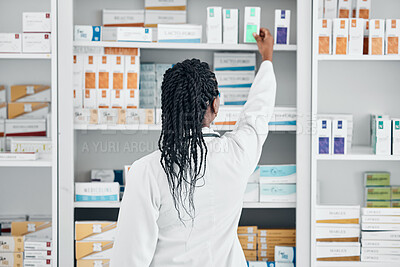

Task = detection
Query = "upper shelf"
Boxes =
[316,146,400,161]
[318,55,400,61]
[73,41,297,52]
[0,53,52,59]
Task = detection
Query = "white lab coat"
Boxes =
[111,60,276,267]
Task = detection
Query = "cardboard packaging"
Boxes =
[206,7,222,44]
[84,89,97,109]
[362,207,400,216]
[332,119,347,154]
[362,215,400,224]
[260,184,296,202]
[244,183,259,202]
[73,109,98,125]
[102,27,152,42]
[157,24,202,43]
[124,56,140,90]
[237,226,258,235]
[365,187,391,201]
[366,201,391,208]
[11,222,52,240]
[324,0,338,19]
[144,0,186,10]
[7,102,49,119]
[223,9,239,44]
[0,33,22,53]
[275,10,291,45]
[125,108,154,124]
[73,54,84,90]
[369,20,385,55]
[97,89,111,109]
[364,172,390,187]
[0,103,6,119]
[10,137,51,153]
[355,0,371,19]
[145,10,186,27]
[361,254,400,262]
[275,246,295,263]
[362,223,400,231]
[75,182,120,202]
[244,7,261,43]
[349,19,364,55]
[77,259,110,267]
[0,85,5,102]
[317,119,331,154]
[0,236,24,252]
[75,221,117,241]
[393,119,400,155]
[362,240,400,248]
[316,205,360,224]
[316,223,360,241]
[255,165,297,184]
[98,108,119,125]
[23,259,52,266]
[125,89,139,109]
[102,10,145,27]
[258,229,296,238]
[338,0,352,18]
[386,19,400,55]
[373,118,391,155]
[363,20,369,54]
[104,47,139,56]
[75,241,114,260]
[318,19,332,55]
[5,119,46,137]
[22,12,51,33]
[22,33,51,53]
[333,19,349,55]
[213,53,256,71]
[10,85,50,102]
[97,55,111,90]
[214,71,255,88]
[219,89,249,106]
[110,89,125,109]
[74,26,102,41]
[362,230,400,240]
[73,89,83,109]
[316,242,360,261]
[0,252,23,266]
[84,55,99,89]
[110,55,125,90]
[24,240,52,251]
[24,250,52,260]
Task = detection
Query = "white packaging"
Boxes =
[24,250,52,260]
[157,24,202,43]
[214,52,256,71]
[259,184,296,202]
[275,246,296,263]
[316,205,360,223]
[110,89,125,109]
[369,19,385,55]
[361,230,400,240]
[223,9,239,44]
[84,55,99,89]
[74,25,102,42]
[349,19,364,55]
[125,108,155,125]
[324,0,338,19]
[316,242,360,258]
[83,89,97,109]
[393,119,400,155]
[22,12,51,33]
[318,0,324,18]
[10,85,51,103]
[124,56,140,90]
[361,254,400,262]
[73,54,84,90]
[275,10,290,45]
[5,119,46,137]
[362,207,400,216]
[7,102,49,120]
[356,0,371,19]
[362,240,400,248]
[338,0,352,18]
[244,183,259,202]
[244,7,261,43]
[362,223,400,231]
[23,259,52,266]
[315,223,360,239]
[125,89,139,109]
[102,27,152,42]
[206,7,222,44]
[110,55,125,90]
[317,119,332,154]
[386,19,400,55]
[75,182,120,202]
[213,106,241,127]
[373,118,391,155]
[0,33,22,53]
[102,10,145,27]
[362,215,400,224]
[97,89,111,109]
[144,0,186,9]
[145,10,187,27]
[73,108,98,125]
[75,241,114,260]
[257,165,297,184]
[318,19,332,55]
[333,19,349,55]
[214,71,255,88]
[73,89,83,108]
[98,108,119,125]
[98,55,111,90]
[219,88,249,106]
[332,119,347,154]
[10,137,51,153]
[0,152,38,160]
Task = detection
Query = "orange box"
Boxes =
[10,85,50,102]
[11,222,51,240]
[258,229,296,238]
[238,226,258,235]
[369,20,384,55]
[7,102,49,119]
[333,19,349,55]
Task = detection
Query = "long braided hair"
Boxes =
[159,59,219,221]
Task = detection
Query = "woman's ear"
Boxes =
[212,96,220,116]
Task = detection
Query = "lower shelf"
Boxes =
[316,262,400,267]
[74,202,296,209]
[316,146,400,161]
[0,154,52,167]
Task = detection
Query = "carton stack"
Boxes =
[361,208,400,262]
[22,12,52,54]
[315,205,361,261]
[140,63,156,108]
[364,172,394,208]
[238,226,258,262]
[0,236,24,267]
[257,229,296,262]
[75,221,116,266]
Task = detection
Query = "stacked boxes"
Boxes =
[140,63,156,108]
[91,169,125,200]
[144,0,187,33]
[370,114,398,155]
[315,205,361,261]
[361,208,400,262]
[0,236,24,267]
[75,183,120,202]
[238,226,258,261]
[258,229,296,262]
[364,172,400,208]
[75,221,116,266]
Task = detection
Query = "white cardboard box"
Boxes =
[333,19,349,55]
[75,182,119,202]
[157,24,202,43]
[98,108,119,125]
[73,108,98,125]
[102,9,145,27]
[349,19,364,55]
[223,9,239,44]
[393,118,400,155]
[102,27,152,42]
[74,25,102,42]
[214,71,255,88]
[83,89,97,109]
[369,19,385,55]
[332,119,347,154]
[125,89,139,109]
[316,242,360,258]
[73,54,84,90]
[22,33,51,53]
[316,223,360,239]
[275,10,291,45]
[355,0,371,19]
[318,19,332,55]
[338,0,352,18]
[213,52,256,71]
[23,259,52,266]
[124,56,140,90]
[258,165,297,184]
[75,221,116,241]
[10,85,51,102]
[24,250,52,260]
[317,118,332,154]
[386,19,400,55]
[97,89,111,109]
[324,0,338,19]
[316,205,360,223]
[373,118,391,155]
[10,137,51,153]
[84,55,99,89]
[259,184,296,202]
[145,10,186,26]
[98,55,111,90]
[0,33,22,53]
[244,7,261,43]
[73,89,83,108]
[206,7,222,44]
[5,119,46,137]
[144,0,186,9]
[22,12,51,33]
[109,55,125,90]
[110,89,125,109]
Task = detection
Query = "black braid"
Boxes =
[158,59,219,222]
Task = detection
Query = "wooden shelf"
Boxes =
[316,146,400,161]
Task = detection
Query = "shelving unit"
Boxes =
[316,146,400,161]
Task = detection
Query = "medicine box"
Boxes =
[260,184,296,202]
[73,109,98,125]
[0,236,24,252]
[5,119,46,137]
[98,55,111,89]
[77,259,111,267]
[24,240,52,251]
[355,0,371,19]
[102,10,145,27]
[316,242,360,261]
[75,221,117,241]
[22,33,51,53]
[157,24,202,43]
[11,221,52,240]
[125,56,140,90]
[102,27,152,42]
[324,0,338,19]
[316,205,360,224]
[0,252,23,266]
[392,201,400,208]
[97,108,120,125]
[207,7,222,44]
[317,119,331,154]
[125,108,154,124]
[214,53,256,71]
[348,19,364,55]
[212,106,241,126]
[223,9,239,44]
[318,19,332,55]
[75,182,120,202]
[369,20,385,55]
[75,241,114,260]
[10,85,51,102]
[237,226,258,235]
[365,187,391,201]
[97,89,111,108]
[145,10,187,27]
[244,183,259,202]
[125,89,139,109]
[373,118,391,155]
[24,250,52,260]
[219,88,249,106]
[275,246,295,263]
[386,20,400,55]
[275,10,291,45]
[74,26,102,41]
[144,0,186,10]
[333,19,349,55]
[332,119,347,154]
[24,259,52,266]
[10,137,52,153]
[7,102,49,119]
[110,55,125,90]
[315,224,360,240]
[0,33,22,53]
[110,89,125,109]
[364,172,390,187]
[363,20,369,55]
[84,55,99,89]
[338,0,351,18]
[391,186,400,201]
[83,89,97,109]
[257,165,297,184]
[393,119,400,155]
[73,54,84,90]
[22,12,51,33]
[365,201,391,208]
[214,71,255,88]
[244,7,261,43]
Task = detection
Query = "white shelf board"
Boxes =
[0,53,51,59]
[316,146,400,161]
[74,201,296,209]
[0,154,52,167]
[73,41,297,52]
[318,55,400,61]
[316,262,400,267]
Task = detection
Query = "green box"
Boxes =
[364,172,391,187]
[366,201,391,208]
[365,187,391,201]
[392,186,400,201]
[391,201,400,208]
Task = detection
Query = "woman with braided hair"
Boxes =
[112,28,276,267]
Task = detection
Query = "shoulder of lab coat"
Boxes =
[222,60,276,179]
[111,152,161,267]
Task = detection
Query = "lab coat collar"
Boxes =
[202,127,220,137]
